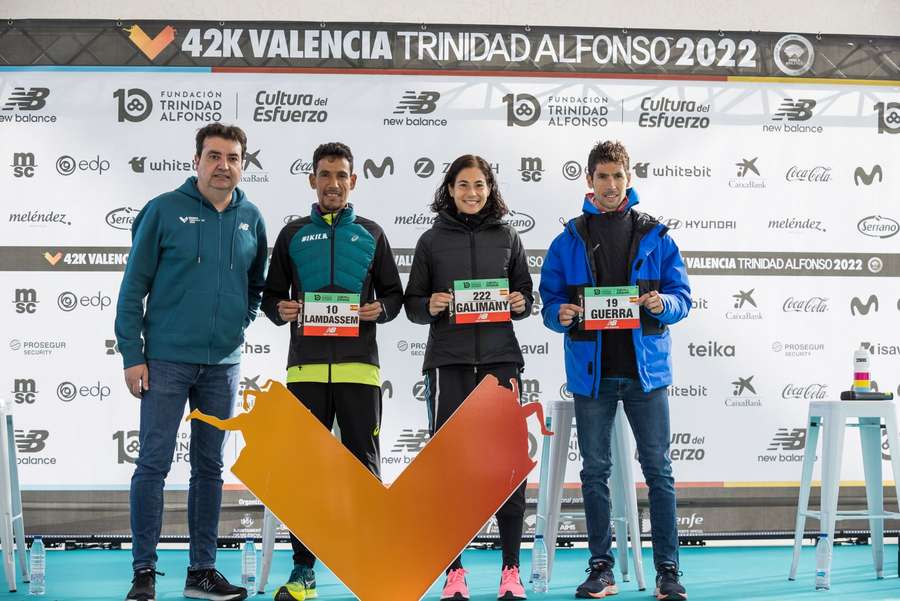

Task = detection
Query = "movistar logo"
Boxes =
[301,233,328,243]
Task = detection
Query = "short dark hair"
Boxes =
[312,142,354,174]
[587,140,630,177]
[430,154,508,220]
[195,123,247,159]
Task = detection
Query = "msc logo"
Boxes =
[874,102,900,135]
[518,157,544,182]
[2,87,50,111]
[364,157,395,179]
[391,429,431,454]
[113,430,140,464]
[393,91,440,114]
[772,99,815,121]
[521,379,541,403]
[11,152,36,178]
[15,430,49,454]
[12,379,37,404]
[114,88,153,122]
[13,288,38,314]
[413,157,435,178]
[854,165,883,186]
[851,295,878,316]
[767,427,806,451]
[503,93,540,127]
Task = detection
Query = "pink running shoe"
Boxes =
[440,568,469,601]
[498,565,527,600]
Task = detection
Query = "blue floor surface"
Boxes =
[1,544,900,600]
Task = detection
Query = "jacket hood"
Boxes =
[580,187,639,216]
[176,176,246,211]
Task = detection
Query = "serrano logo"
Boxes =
[124,24,177,60]
[857,215,899,239]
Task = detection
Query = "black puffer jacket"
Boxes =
[404,210,534,371]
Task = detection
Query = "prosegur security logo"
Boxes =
[773,34,815,76]
[124,24,177,60]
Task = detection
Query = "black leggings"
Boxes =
[424,363,527,569]
[286,381,382,567]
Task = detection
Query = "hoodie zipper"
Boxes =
[468,229,481,364]
[208,211,224,365]
[328,211,339,377]
[570,220,602,399]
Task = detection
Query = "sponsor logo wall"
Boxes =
[1,25,899,539]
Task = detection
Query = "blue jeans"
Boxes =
[574,378,678,569]
[130,360,238,571]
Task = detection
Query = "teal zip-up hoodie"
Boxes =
[115,177,268,368]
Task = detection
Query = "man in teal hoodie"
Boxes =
[115,123,267,601]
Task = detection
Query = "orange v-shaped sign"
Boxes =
[189,376,551,600]
[124,25,176,60]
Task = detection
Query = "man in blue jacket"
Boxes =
[540,140,690,601]
[115,123,267,601]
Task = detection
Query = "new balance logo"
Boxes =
[854,165,883,186]
[15,429,49,453]
[2,88,50,111]
[363,157,394,179]
[850,295,878,316]
[772,99,815,121]
[391,429,431,453]
[393,91,440,115]
[767,427,806,451]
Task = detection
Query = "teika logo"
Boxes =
[124,24,177,60]
[688,341,735,357]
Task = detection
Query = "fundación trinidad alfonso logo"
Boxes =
[123,24,177,60]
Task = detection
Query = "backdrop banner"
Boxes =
[2,20,900,541]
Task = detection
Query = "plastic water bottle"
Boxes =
[531,534,548,593]
[29,536,45,595]
[814,534,831,590]
[241,538,257,589]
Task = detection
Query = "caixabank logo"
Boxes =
[728,157,766,189]
[725,375,761,408]
[726,288,762,320]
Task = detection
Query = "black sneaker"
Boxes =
[125,568,163,601]
[183,568,248,601]
[654,564,687,601]
[575,560,618,598]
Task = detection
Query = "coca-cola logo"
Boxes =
[785,165,832,183]
[505,210,535,234]
[289,159,313,175]
[782,383,828,399]
[857,215,899,239]
[782,296,829,313]
[105,207,140,230]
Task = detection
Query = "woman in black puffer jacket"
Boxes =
[404,154,534,601]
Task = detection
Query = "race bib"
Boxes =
[451,278,511,324]
[301,292,360,337]
[581,286,640,330]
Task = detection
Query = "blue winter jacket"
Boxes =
[539,189,691,395]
